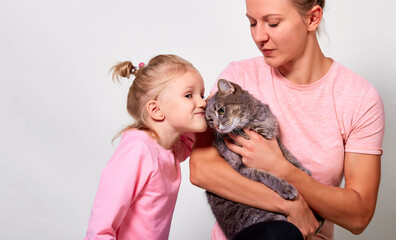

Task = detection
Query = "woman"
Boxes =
[190,0,385,239]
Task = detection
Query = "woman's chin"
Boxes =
[263,56,282,68]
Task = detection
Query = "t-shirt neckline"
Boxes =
[272,59,337,91]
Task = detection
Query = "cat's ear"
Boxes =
[146,100,165,121]
[217,79,235,95]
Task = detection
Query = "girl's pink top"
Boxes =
[84,130,194,240]
[210,57,385,240]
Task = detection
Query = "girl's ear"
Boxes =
[146,100,165,121]
[306,5,323,32]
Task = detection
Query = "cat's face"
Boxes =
[205,97,243,133]
[205,79,245,133]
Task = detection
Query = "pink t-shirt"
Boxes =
[84,130,194,240]
[210,57,385,240]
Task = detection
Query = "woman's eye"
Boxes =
[185,94,192,98]
[269,23,279,28]
[250,22,256,27]
[218,106,226,115]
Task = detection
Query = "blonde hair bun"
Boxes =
[111,61,137,81]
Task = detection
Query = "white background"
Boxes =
[1,0,395,239]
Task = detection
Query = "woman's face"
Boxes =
[246,0,310,67]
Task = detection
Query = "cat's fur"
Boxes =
[205,79,313,239]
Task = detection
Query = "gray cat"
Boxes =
[205,79,315,239]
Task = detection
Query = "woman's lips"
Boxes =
[262,48,275,56]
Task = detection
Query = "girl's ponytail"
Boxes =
[110,61,137,82]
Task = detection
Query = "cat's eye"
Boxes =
[218,106,226,115]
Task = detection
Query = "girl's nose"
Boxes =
[198,97,206,108]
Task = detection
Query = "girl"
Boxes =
[190,0,385,240]
[84,54,207,240]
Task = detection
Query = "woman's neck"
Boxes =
[277,34,333,85]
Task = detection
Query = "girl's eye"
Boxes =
[185,94,192,98]
[269,23,279,28]
[218,106,226,115]
[250,22,256,27]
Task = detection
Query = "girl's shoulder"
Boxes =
[120,129,177,157]
[120,129,152,144]
[117,129,161,157]
[122,128,152,141]
[102,130,163,184]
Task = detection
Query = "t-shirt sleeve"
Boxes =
[345,86,385,155]
[85,138,157,240]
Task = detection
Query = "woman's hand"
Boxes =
[226,128,291,177]
[286,194,319,239]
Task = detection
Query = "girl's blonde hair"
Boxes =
[110,54,197,140]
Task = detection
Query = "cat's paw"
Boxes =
[279,184,298,200]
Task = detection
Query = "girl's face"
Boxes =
[246,0,310,67]
[157,69,207,134]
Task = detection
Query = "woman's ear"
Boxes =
[307,5,323,32]
[146,100,165,121]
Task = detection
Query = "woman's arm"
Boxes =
[284,152,380,235]
[189,129,319,238]
[226,129,380,234]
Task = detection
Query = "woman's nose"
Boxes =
[252,24,269,44]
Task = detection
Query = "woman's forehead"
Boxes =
[246,0,296,16]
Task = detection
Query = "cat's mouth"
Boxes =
[216,127,230,134]
[217,120,240,133]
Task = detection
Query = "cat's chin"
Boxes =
[216,129,232,134]
[215,127,234,134]
[217,121,240,134]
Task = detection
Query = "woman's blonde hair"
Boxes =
[291,0,325,13]
[110,54,197,140]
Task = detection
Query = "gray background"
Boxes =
[1,0,395,239]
